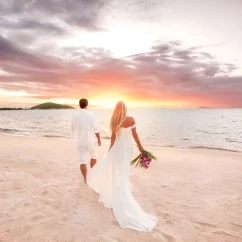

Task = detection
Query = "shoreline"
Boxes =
[0,132,241,154]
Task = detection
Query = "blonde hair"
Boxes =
[110,101,127,132]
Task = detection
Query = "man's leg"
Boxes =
[78,146,88,183]
[80,164,87,183]
[90,143,97,168]
[90,159,96,168]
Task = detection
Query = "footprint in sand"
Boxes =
[24,202,31,207]
[30,214,45,223]
[8,206,17,212]
[42,190,48,195]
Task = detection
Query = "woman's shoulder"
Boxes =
[126,116,135,124]
[120,116,135,128]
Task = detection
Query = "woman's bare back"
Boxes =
[120,116,135,128]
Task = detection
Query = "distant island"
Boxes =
[0,102,75,110]
[30,102,74,110]
[0,107,26,110]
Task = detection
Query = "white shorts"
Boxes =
[77,143,97,164]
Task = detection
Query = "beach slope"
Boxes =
[0,135,241,242]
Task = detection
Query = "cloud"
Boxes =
[0,35,62,70]
[0,0,108,32]
[0,0,110,64]
[0,36,242,107]
[0,17,66,35]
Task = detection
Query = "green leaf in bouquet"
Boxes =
[130,154,140,165]
[131,155,140,164]
[135,160,140,167]
[142,150,157,160]
[133,158,140,166]
[149,153,157,160]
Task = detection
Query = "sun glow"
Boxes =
[90,93,127,109]
[43,94,195,109]
[0,88,197,109]
[0,89,31,97]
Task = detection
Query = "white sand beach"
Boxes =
[0,134,242,242]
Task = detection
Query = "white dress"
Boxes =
[87,124,158,231]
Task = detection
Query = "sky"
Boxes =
[0,0,242,108]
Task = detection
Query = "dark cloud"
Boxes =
[0,0,108,32]
[5,32,38,45]
[0,0,109,61]
[0,17,66,35]
[0,35,62,70]
[30,0,108,30]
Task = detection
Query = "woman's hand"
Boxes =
[138,145,144,152]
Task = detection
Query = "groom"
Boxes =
[71,98,101,182]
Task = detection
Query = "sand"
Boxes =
[0,134,242,242]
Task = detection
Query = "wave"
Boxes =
[43,135,67,138]
[148,144,242,153]
[225,138,242,143]
[0,128,19,133]
[197,130,228,135]
[163,145,176,148]
[102,136,110,140]
[188,146,241,153]
[0,129,69,140]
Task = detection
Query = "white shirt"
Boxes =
[71,109,98,146]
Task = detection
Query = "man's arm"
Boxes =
[93,116,101,146]
[95,132,101,146]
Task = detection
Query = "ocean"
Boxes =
[0,108,242,152]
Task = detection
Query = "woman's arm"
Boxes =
[109,132,116,151]
[131,120,144,152]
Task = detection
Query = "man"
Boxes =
[71,98,101,183]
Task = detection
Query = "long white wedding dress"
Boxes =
[87,124,158,231]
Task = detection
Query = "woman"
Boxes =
[87,101,158,231]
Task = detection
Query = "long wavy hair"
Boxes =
[110,101,127,133]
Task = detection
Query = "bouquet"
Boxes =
[130,150,157,169]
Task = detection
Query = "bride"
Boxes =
[87,101,158,231]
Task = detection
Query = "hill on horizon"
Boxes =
[30,102,74,110]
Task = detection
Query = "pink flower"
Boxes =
[130,150,156,169]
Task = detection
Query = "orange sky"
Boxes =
[0,87,232,109]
